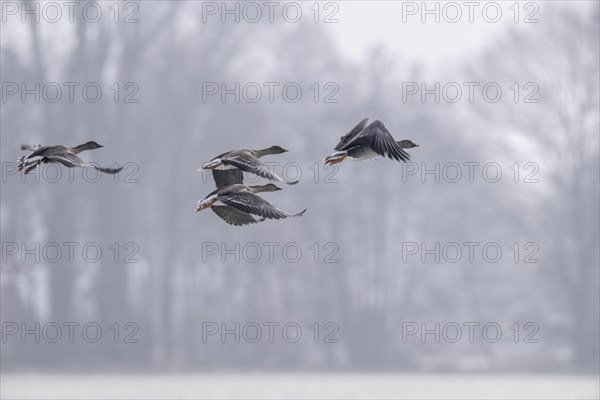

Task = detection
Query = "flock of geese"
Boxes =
[17,118,419,226]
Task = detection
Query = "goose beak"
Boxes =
[196,198,216,212]
[324,154,347,165]
[202,160,221,170]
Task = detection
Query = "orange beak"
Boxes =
[196,199,216,212]
[201,160,222,171]
[324,154,347,166]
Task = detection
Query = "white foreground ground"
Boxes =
[1,374,598,399]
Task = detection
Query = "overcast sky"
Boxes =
[327,1,589,72]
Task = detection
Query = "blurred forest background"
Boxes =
[1,1,598,374]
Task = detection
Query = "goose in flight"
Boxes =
[324,119,418,165]
[201,146,299,185]
[204,164,264,226]
[196,183,306,226]
[17,141,123,175]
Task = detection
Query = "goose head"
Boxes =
[397,140,419,149]
[250,183,283,193]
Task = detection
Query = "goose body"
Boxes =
[17,141,123,175]
[324,119,419,165]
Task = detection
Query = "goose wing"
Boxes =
[219,191,305,220]
[46,152,123,174]
[334,118,369,151]
[19,145,63,167]
[45,152,88,168]
[344,120,410,162]
[211,205,263,226]
[18,146,54,170]
[25,145,68,159]
[212,168,244,188]
[222,153,297,184]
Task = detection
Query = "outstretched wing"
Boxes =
[212,168,244,188]
[211,205,263,226]
[18,145,57,168]
[345,120,410,162]
[334,118,369,151]
[47,153,123,174]
[24,145,66,160]
[18,146,50,171]
[219,192,305,220]
[46,152,87,168]
[223,153,297,184]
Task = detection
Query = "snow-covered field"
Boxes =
[1,374,598,399]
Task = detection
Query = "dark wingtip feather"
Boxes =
[294,209,307,217]
[95,166,124,174]
[389,142,411,163]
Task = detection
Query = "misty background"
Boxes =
[1,0,598,379]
